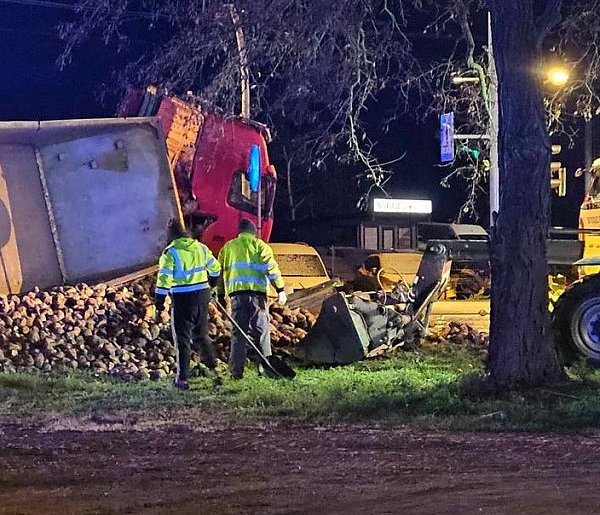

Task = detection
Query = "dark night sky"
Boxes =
[0,2,587,231]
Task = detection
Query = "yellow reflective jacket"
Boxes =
[156,237,221,295]
[217,233,284,296]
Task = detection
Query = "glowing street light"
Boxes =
[546,67,570,87]
[451,75,480,85]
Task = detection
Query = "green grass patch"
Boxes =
[3,346,600,431]
[0,371,221,417]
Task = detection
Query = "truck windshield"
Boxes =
[228,171,275,219]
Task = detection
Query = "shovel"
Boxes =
[212,299,296,379]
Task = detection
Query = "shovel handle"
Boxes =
[211,298,283,378]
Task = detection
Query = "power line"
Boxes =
[0,0,169,19]
[0,26,54,35]
[0,0,74,9]
[0,25,156,44]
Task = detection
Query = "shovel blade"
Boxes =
[266,355,296,379]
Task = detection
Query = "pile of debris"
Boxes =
[428,321,489,347]
[209,299,316,361]
[0,276,316,380]
[452,268,491,299]
[0,274,491,379]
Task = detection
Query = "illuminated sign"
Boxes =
[373,198,432,214]
[440,112,454,163]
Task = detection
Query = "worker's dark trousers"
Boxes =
[170,289,216,381]
[230,293,272,378]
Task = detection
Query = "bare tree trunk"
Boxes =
[285,157,297,224]
[281,146,301,238]
[285,157,299,239]
[487,0,564,388]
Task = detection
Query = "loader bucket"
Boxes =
[294,292,370,365]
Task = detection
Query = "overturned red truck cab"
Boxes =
[120,87,276,254]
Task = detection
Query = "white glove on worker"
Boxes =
[277,291,287,306]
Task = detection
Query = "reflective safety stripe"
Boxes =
[157,282,209,294]
[206,251,221,277]
[168,247,208,278]
[171,282,210,293]
[224,262,270,271]
[158,238,219,299]
[179,266,206,276]
[168,247,184,277]
[217,234,283,296]
[225,276,268,287]
[267,273,279,281]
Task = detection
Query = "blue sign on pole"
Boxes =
[248,144,261,193]
[440,112,454,163]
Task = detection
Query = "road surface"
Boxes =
[1,411,599,514]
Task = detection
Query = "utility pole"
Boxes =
[451,13,499,228]
[585,117,593,193]
[488,11,499,228]
[227,4,262,234]
[227,3,250,120]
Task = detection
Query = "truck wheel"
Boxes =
[552,275,600,365]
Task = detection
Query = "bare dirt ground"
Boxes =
[1,410,600,515]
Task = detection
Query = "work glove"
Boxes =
[208,275,219,288]
[277,291,287,306]
[154,293,166,313]
[152,306,164,325]
[212,291,226,306]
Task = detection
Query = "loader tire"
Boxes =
[552,275,600,365]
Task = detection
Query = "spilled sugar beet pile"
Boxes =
[428,321,489,347]
[0,276,316,380]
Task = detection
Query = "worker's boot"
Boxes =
[207,367,223,386]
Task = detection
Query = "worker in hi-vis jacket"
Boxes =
[154,221,221,390]
[217,219,286,379]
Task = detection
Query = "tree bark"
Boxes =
[285,156,297,225]
[281,147,306,238]
[487,0,565,388]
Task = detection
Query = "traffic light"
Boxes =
[466,148,480,160]
[550,144,567,197]
[459,145,481,160]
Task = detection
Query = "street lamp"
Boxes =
[543,64,594,192]
[546,67,570,87]
[451,75,480,85]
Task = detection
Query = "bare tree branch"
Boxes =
[60,0,419,215]
[536,0,563,48]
